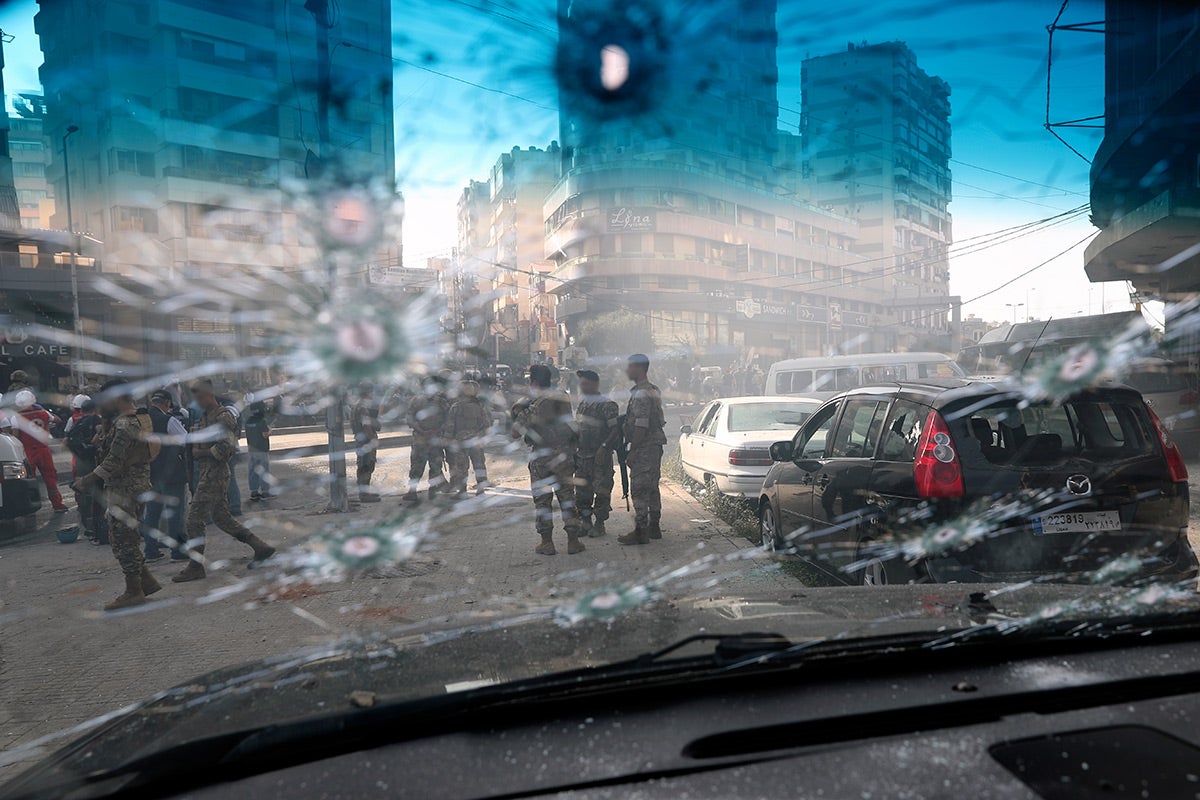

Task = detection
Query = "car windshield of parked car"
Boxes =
[728,402,815,432]
[0,0,1198,789]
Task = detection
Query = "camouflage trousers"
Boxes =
[627,444,663,528]
[187,463,255,545]
[408,436,445,492]
[529,451,579,535]
[356,438,378,488]
[107,491,145,577]
[448,443,487,492]
[574,448,614,523]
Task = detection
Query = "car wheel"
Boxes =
[759,502,779,552]
[854,537,924,586]
[703,474,718,494]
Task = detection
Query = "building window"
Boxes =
[109,148,155,177]
[10,141,43,152]
[111,206,158,233]
[606,274,640,290]
[653,234,673,254]
[658,275,689,290]
[12,162,43,177]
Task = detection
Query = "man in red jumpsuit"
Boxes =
[12,390,68,512]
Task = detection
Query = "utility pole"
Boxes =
[62,124,82,388]
[306,0,348,512]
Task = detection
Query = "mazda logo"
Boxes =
[1066,474,1092,496]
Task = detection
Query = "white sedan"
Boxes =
[679,396,820,498]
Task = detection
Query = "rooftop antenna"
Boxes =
[1017,316,1054,377]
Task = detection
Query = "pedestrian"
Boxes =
[172,379,276,583]
[243,402,273,501]
[350,381,381,502]
[11,389,68,513]
[71,379,160,610]
[403,377,449,502]
[512,364,583,555]
[573,369,619,538]
[142,389,190,562]
[65,398,104,541]
[5,369,31,395]
[618,354,667,546]
[445,380,490,496]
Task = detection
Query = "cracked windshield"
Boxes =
[0,0,1199,795]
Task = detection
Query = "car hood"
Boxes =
[0,582,1169,793]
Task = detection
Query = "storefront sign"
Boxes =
[0,342,71,358]
[736,299,791,320]
[796,305,828,323]
[607,207,655,232]
[845,311,870,328]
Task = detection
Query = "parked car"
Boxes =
[1123,357,1199,457]
[0,430,43,527]
[758,379,1197,585]
[680,396,820,497]
[766,352,965,400]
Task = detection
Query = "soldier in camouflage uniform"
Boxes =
[72,379,161,610]
[172,379,276,583]
[403,377,450,502]
[445,380,491,496]
[511,364,584,555]
[618,354,667,546]
[573,369,619,538]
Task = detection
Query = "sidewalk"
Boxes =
[0,440,790,767]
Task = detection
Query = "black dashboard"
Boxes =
[177,636,1200,799]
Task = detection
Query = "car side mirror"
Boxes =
[680,424,693,435]
[769,441,793,462]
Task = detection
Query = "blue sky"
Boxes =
[0,0,1131,324]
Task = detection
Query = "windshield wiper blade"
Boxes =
[631,631,795,666]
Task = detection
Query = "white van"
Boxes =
[766,352,965,399]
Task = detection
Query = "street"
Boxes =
[3,400,1200,772]
[0,409,790,769]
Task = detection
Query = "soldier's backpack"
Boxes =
[66,414,100,461]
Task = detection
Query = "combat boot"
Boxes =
[172,547,206,583]
[566,530,586,554]
[534,531,556,556]
[618,525,649,546]
[589,519,607,538]
[647,516,662,540]
[140,565,163,597]
[578,515,593,537]
[237,533,276,564]
[104,573,146,611]
[402,491,419,504]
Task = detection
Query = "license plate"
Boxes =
[1033,510,1121,534]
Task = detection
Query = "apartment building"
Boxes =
[35,0,395,365]
[801,41,955,348]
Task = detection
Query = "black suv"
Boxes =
[759,379,1197,585]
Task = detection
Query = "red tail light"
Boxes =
[914,410,964,498]
[1146,406,1189,482]
[729,448,773,467]
[1181,391,1200,406]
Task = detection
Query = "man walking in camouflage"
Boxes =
[351,381,381,502]
[72,379,161,610]
[512,364,584,555]
[618,354,667,546]
[573,369,619,538]
[403,377,449,502]
[173,379,276,583]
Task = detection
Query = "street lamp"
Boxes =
[61,124,83,389]
[1005,302,1025,324]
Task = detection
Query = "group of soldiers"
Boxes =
[398,378,494,502]
[510,353,666,555]
[73,379,276,612]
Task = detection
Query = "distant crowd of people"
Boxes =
[1,371,277,611]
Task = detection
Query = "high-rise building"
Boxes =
[547,0,889,360]
[35,0,396,366]
[1084,0,1199,357]
[801,41,954,349]
[9,95,55,230]
[457,145,562,364]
